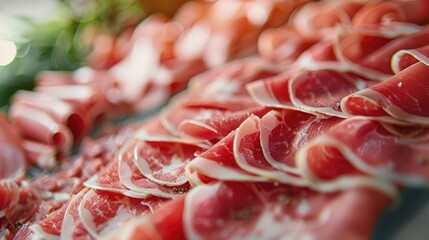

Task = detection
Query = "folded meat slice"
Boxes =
[0,115,26,180]
[234,114,305,185]
[178,106,268,141]
[248,70,370,117]
[105,182,391,240]
[260,110,342,174]
[297,117,429,194]
[117,140,191,198]
[341,62,429,125]
[188,131,266,182]
[78,190,167,239]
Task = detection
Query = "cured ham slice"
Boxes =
[0,116,26,180]
[341,62,429,125]
[60,188,90,240]
[10,103,73,152]
[391,44,429,74]
[248,70,370,117]
[133,139,203,187]
[78,190,165,239]
[259,110,341,174]
[178,106,268,141]
[233,115,305,185]
[297,117,429,190]
[188,131,267,182]
[117,140,191,198]
[106,182,391,240]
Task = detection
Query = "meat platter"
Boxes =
[1,0,429,239]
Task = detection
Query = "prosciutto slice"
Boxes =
[117,140,191,198]
[105,182,391,240]
[233,114,305,185]
[294,117,429,200]
[78,190,165,239]
[0,116,26,180]
[259,110,341,174]
[248,70,370,117]
[341,62,429,125]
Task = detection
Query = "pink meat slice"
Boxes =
[118,140,191,198]
[0,180,19,218]
[297,117,429,190]
[178,106,269,141]
[341,62,429,125]
[233,114,305,185]
[259,110,342,174]
[187,131,266,182]
[105,182,391,240]
[248,70,370,117]
[133,139,203,186]
[0,116,26,180]
[78,190,167,239]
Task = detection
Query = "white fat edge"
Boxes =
[188,157,268,182]
[60,188,89,240]
[378,121,429,143]
[117,146,177,199]
[133,141,187,187]
[134,128,212,149]
[234,115,307,186]
[287,71,349,118]
[331,26,392,82]
[159,109,180,136]
[259,110,301,174]
[356,22,422,39]
[184,164,203,187]
[201,76,242,99]
[343,88,429,126]
[295,136,398,198]
[28,224,60,240]
[79,190,99,239]
[183,182,223,240]
[319,136,429,186]
[73,67,95,84]
[246,79,280,108]
[83,174,148,199]
[391,49,429,74]
[110,37,159,102]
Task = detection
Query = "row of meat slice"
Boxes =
[5,0,429,239]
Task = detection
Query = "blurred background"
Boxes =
[0,0,187,110]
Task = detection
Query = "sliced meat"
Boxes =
[341,62,429,125]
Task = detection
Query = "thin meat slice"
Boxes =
[22,140,59,169]
[183,182,391,240]
[133,139,203,186]
[233,115,305,185]
[297,117,429,189]
[178,106,269,141]
[13,90,90,142]
[10,103,73,152]
[391,44,429,74]
[187,131,267,182]
[60,189,90,240]
[84,159,149,199]
[108,182,391,240]
[30,201,69,239]
[118,140,191,198]
[341,62,429,125]
[248,70,369,117]
[259,110,341,174]
[78,190,165,239]
[0,116,26,180]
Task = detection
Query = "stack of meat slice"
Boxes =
[3,0,429,239]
